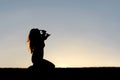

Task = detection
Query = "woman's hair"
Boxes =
[27,28,41,54]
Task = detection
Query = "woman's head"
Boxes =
[27,28,41,54]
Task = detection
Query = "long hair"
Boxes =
[27,28,41,54]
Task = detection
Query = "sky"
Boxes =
[0,0,120,68]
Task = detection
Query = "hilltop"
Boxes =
[0,67,120,79]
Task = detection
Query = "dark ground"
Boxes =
[0,67,120,79]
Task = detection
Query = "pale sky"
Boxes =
[0,0,120,68]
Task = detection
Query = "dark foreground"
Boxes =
[0,67,120,79]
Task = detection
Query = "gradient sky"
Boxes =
[0,0,120,68]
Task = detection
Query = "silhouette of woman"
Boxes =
[27,28,55,70]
